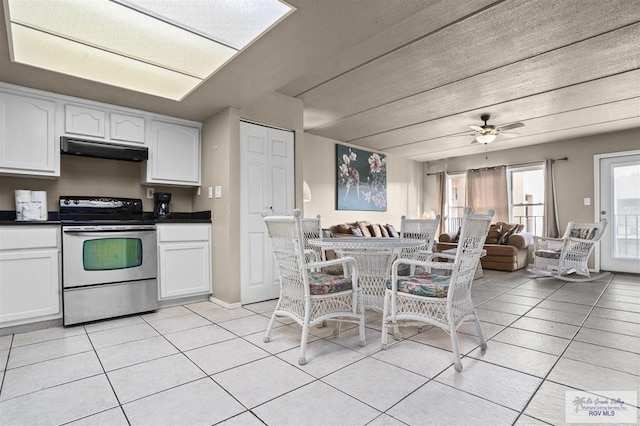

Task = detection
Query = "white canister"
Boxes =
[30,191,48,221]
[14,190,31,221]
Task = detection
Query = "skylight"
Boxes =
[5,0,294,100]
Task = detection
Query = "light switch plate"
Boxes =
[214,186,222,198]
[208,186,213,199]
[146,188,154,199]
[584,197,591,206]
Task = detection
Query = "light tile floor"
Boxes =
[0,270,638,426]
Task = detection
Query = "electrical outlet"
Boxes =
[146,188,155,199]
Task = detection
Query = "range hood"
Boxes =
[61,137,148,162]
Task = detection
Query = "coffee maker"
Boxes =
[154,192,171,219]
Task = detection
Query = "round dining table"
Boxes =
[308,237,426,310]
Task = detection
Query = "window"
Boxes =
[508,165,544,235]
[446,173,466,232]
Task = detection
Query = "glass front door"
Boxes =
[598,151,640,274]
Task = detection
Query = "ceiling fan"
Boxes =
[469,114,524,144]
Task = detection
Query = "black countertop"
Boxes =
[0,210,211,225]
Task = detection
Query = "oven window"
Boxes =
[83,238,143,270]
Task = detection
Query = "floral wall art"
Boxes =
[336,144,387,211]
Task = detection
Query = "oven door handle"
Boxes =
[62,228,156,234]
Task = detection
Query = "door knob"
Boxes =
[600,210,607,215]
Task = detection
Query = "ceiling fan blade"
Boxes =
[500,131,520,137]
[497,122,524,131]
[469,125,484,132]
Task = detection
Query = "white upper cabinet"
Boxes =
[0,91,58,177]
[64,104,106,138]
[110,112,145,144]
[143,120,201,186]
[64,104,146,145]
[0,82,202,185]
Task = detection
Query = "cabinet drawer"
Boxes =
[158,224,209,242]
[0,226,59,250]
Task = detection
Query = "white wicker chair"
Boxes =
[300,215,323,265]
[381,207,494,372]
[529,220,608,281]
[263,210,365,365]
[398,215,441,275]
[334,248,396,311]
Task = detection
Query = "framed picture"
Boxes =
[336,144,387,211]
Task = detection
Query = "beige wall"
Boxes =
[422,128,640,230]
[0,155,193,213]
[200,92,304,304]
[303,133,424,229]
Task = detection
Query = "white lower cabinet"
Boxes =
[0,226,61,327]
[157,224,211,300]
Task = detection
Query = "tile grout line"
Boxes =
[512,273,617,424]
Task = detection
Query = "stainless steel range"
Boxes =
[60,196,158,325]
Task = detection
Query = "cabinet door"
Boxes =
[158,242,211,299]
[0,250,61,325]
[65,104,106,138]
[0,92,57,177]
[110,113,145,144]
[146,120,200,185]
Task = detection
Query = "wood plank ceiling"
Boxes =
[0,0,638,162]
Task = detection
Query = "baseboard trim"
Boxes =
[209,296,242,309]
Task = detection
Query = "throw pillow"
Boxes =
[351,228,363,237]
[369,223,383,237]
[379,224,390,237]
[386,224,399,238]
[486,223,502,244]
[498,224,518,244]
[358,222,372,237]
[337,224,351,234]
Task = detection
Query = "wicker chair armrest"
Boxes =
[428,252,456,262]
[391,257,453,276]
[533,236,564,251]
[308,256,356,270]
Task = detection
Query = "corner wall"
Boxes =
[198,92,304,304]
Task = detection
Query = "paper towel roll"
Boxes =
[14,190,31,221]
[30,191,48,221]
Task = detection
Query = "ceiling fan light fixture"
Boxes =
[476,133,497,144]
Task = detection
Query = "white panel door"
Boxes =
[597,151,640,274]
[240,121,294,304]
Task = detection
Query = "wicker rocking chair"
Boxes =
[263,210,365,365]
[381,207,494,372]
[529,220,609,282]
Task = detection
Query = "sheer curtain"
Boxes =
[543,159,560,237]
[435,171,446,236]
[466,166,508,222]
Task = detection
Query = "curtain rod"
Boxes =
[426,157,568,176]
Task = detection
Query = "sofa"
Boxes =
[436,222,535,272]
[325,221,400,238]
[322,221,399,260]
